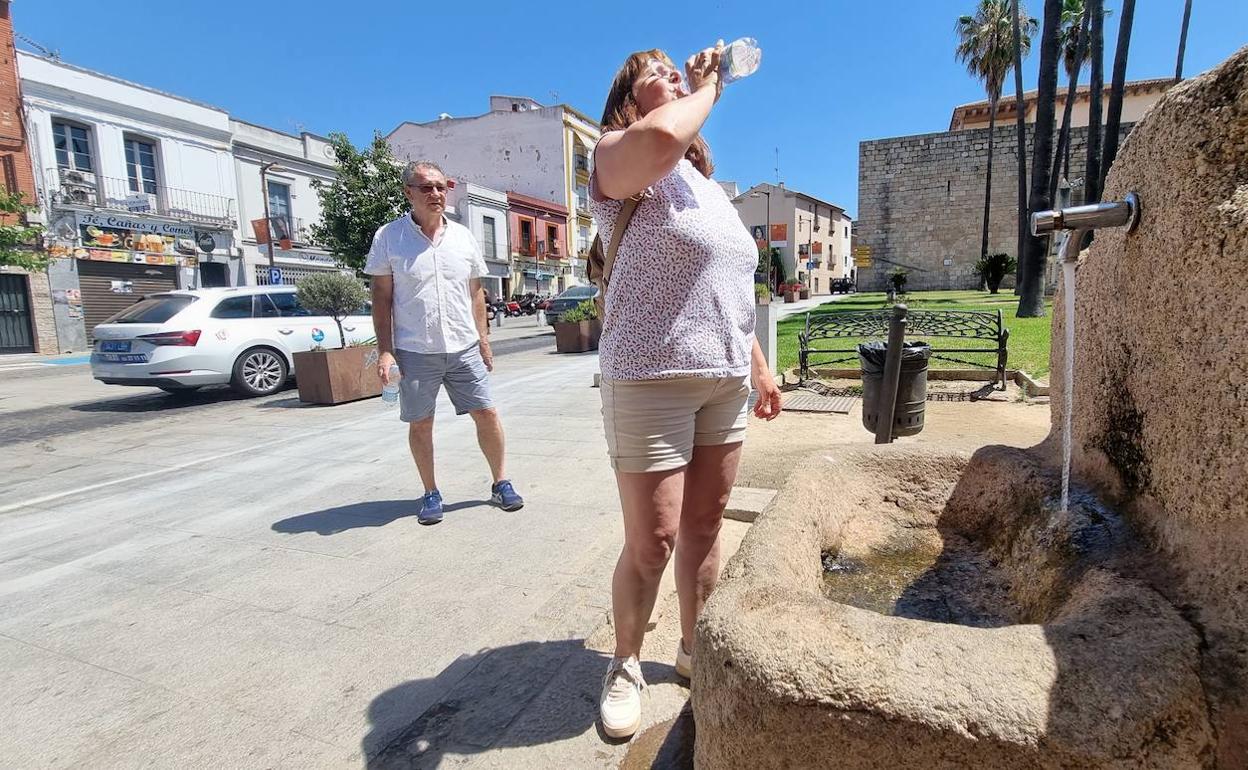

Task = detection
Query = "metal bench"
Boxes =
[798,308,1009,387]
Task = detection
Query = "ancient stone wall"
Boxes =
[856,123,1130,292]
[1053,45,1248,765]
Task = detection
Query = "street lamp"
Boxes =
[259,161,286,270]
[750,189,773,292]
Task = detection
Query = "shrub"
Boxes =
[559,299,599,324]
[296,273,369,350]
[888,268,909,293]
[974,253,1018,294]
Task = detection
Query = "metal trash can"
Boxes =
[859,341,931,437]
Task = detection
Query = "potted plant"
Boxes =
[755,282,771,306]
[553,299,602,353]
[783,282,799,303]
[974,252,1018,294]
[292,273,378,405]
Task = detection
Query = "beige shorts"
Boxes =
[600,376,750,473]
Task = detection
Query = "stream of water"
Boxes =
[1061,259,1077,514]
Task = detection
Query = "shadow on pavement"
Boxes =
[363,639,628,769]
[67,385,290,414]
[272,499,494,535]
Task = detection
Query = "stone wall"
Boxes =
[1052,45,1248,766]
[856,122,1131,292]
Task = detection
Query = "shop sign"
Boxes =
[76,212,194,238]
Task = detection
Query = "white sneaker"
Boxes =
[675,638,693,680]
[600,655,645,738]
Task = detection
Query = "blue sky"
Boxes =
[14,1,1246,217]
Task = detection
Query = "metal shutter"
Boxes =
[77,260,179,340]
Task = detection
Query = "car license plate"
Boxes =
[99,340,131,352]
[99,353,148,363]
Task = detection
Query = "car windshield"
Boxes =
[102,295,196,324]
[559,286,598,299]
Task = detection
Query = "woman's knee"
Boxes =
[626,529,677,575]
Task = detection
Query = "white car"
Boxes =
[90,286,375,397]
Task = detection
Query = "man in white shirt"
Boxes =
[366,161,523,524]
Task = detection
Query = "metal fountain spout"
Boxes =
[1030,193,1142,262]
[1029,192,1142,515]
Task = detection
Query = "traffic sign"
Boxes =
[269,267,283,285]
[806,260,816,270]
[854,255,873,269]
[852,245,872,257]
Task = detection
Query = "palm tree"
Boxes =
[1011,0,1030,296]
[1017,0,1063,317]
[956,0,1035,263]
[1085,0,1105,204]
[1100,0,1136,193]
[1176,0,1193,80]
[1049,0,1092,204]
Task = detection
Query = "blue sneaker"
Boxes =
[491,480,524,512]
[418,490,444,525]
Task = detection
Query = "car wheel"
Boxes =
[231,347,288,396]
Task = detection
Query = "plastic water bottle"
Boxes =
[720,38,762,84]
[381,364,401,406]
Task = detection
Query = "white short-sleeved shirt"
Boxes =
[364,214,487,354]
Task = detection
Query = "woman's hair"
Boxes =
[600,49,713,178]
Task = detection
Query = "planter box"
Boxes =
[293,345,382,405]
[784,292,797,303]
[554,320,602,353]
[799,288,810,300]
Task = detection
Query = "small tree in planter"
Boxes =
[974,252,1018,294]
[292,273,377,404]
[755,282,771,305]
[553,299,602,353]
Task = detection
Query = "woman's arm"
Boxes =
[751,338,782,420]
[595,43,723,200]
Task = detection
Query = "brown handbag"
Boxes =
[586,196,640,320]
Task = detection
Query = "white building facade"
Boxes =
[20,51,240,346]
[231,120,339,286]
[446,181,511,299]
[387,95,600,291]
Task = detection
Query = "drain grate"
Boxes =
[782,391,857,414]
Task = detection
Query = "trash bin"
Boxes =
[859,341,931,437]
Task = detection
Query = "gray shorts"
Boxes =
[394,344,494,422]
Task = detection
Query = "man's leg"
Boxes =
[407,416,437,492]
[468,407,506,484]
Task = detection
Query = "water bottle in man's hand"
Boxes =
[381,364,401,405]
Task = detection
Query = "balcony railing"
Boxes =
[46,167,237,228]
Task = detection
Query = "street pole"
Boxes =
[260,161,277,274]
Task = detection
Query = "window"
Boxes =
[578,225,590,255]
[124,137,158,195]
[519,218,534,255]
[575,183,589,211]
[815,277,820,293]
[845,226,849,238]
[104,295,196,324]
[574,152,589,173]
[267,181,293,240]
[266,292,311,317]
[53,121,93,171]
[482,216,497,257]
[210,295,255,319]
[547,224,560,255]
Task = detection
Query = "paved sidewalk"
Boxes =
[0,346,623,767]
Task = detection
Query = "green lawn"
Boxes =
[776,291,1054,379]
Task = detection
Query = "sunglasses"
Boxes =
[408,183,448,194]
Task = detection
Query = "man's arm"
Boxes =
[371,275,397,383]
[470,277,493,371]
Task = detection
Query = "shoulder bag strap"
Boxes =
[602,196,640,290]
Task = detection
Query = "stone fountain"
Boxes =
[693,46,1248,768]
